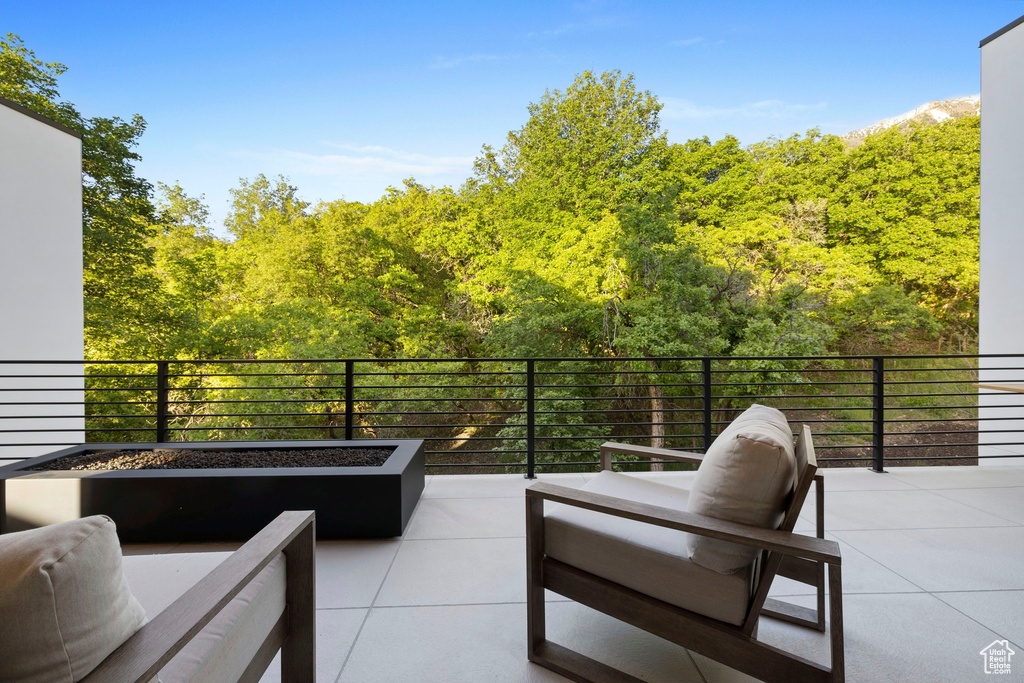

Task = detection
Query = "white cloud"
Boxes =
[661,97,827,121]
[428,53,505,69]
[230,143,474,186]
[524,4,629,40]
[525,26,573,39]
[670,37,704,46]
[318,141,473,169]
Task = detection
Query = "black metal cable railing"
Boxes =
[2,355,1023,474]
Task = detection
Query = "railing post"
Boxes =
[872,357,886,472]
[344,359,354,441]
[702,358,713,452]
[156,361,169,443]
[525,359,536,479]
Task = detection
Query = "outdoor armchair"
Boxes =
[0,509,315,683]
[526,407,843,682]
[86,509,317,683]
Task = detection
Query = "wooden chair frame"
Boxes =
[526,426,843,683]
[83,510,316,683]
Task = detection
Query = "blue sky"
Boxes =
[6,1,1021,232]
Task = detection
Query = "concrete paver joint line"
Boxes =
[118,467,1024,682]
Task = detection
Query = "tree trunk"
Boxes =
[650,382,665,471]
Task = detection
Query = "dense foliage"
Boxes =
[3,37,979,364]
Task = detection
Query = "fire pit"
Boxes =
[0,439,425,542]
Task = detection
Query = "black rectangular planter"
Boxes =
[0,439,425,542]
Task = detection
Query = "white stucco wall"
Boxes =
[0,100,84,462]
[979,18,1024,466]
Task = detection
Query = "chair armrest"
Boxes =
[82,510,316,683]
[599,442,704,470]
[527,482,839,565]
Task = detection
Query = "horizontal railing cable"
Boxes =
[2,354,1021,471]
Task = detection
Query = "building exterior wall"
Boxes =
[979,19,1024,465]
[0,100,85,463]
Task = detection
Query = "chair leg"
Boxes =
[828,562,845,682]
[526,498,647,683]
[526,495,546,660]
[815,474,827,632]
[763,475,827,632]
[282,518,316,683]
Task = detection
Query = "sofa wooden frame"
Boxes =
[526,426,844,683]
[82,510,316,683]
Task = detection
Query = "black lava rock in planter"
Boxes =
[0,439,425,542]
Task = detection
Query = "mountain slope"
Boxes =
[843,95,980,146]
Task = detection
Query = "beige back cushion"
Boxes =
[0,515,147,683]
[686,404,796,573]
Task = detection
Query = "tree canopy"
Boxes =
[2,39,979,362]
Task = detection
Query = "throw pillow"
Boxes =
[0,515,147,683]
[685,404,797,573]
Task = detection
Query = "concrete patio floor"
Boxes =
[121,466,1024,682]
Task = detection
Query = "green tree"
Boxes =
[1,33,171,359]
[458,72,677,357]
[150,183,224,357]
[829,117,979,345]
[497,70,669,220]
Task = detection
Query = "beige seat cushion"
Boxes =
[0,515,147,683]
[686,404,797,573]
[158,552,287,682]
[545,471,753,626]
